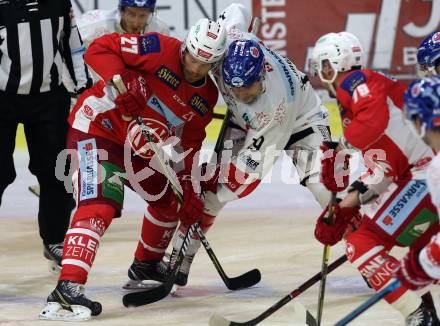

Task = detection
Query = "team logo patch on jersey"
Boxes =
[78,139,98,201]
[127,118,169,159]
[189,93,210,116]
[155,65,181,90]
[83,104,94,118]
[433,32,440,43]
[139,34,160,55]
[340,71,367,96]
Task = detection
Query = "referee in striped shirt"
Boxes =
[0,0,92,270]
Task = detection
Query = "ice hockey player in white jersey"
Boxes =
[168,3,334,287]
[77,0,169,47]
[395,76,440,292]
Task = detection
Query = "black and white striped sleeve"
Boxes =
[60,6,92,93]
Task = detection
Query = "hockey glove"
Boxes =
[314,203,360,246]
[395,247,434,290]
[320,141,351,192]
[175,176,204,226]
[114,69,150,118]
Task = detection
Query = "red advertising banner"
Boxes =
[252,0,440,80]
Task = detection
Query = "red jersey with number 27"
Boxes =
[68,32,218,172]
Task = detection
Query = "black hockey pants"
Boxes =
[0,85,73,245]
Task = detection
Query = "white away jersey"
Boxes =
[212,30,327,203]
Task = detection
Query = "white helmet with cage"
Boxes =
[184,18,227,64]
[311,31,364,85]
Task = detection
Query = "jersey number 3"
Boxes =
[121,36,138,54]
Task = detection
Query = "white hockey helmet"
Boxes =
[311,32,364,84]
[184,18,227,64]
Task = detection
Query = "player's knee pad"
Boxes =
[71,204,117,234]
[147,204,180,223]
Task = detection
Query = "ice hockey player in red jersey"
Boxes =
[311,32,440,325]
[39,18,227,321]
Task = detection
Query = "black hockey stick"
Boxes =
[112,75,197,306]
[317,191,337,325]
[195,224,261,290]
[122,223,197,307]
[317,142,342,325]
[209,254,347,326]
[198,110,260,290]
[121,113,196,306]
[113,75,258,305]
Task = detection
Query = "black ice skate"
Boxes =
[122,258,169,290]
[406,295,440,326]
[39,280,102,321]
[43,242,63,274]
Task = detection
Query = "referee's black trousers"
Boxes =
[0,85,73,245]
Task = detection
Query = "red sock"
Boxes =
[135,205,178,261]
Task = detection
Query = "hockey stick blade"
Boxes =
[209,301,316,326]
[195,225,261,290]
[210,313,232,326]
[122,282,171,307]
[210,255,347,326]
[224,268,261,291]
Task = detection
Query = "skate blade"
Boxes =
[170,284,180,295]
[122,279,163,290]
[39,302,92,322]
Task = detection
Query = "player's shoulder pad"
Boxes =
[139,33,161,55]
[340,70,368,96]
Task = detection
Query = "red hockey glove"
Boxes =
[314,204,360,246]
[175,176,204,226]
[395,248,434,290]
[114,69,149,118]
[200,162,220,194]
[320,141,351,192]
